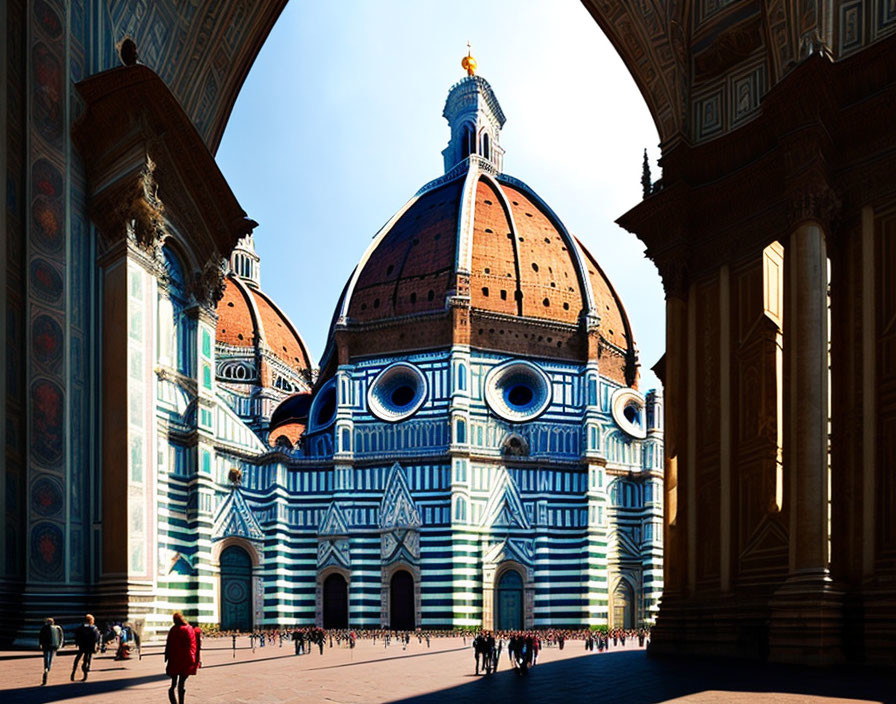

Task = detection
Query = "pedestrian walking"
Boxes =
[71,614,100,681]
[38,617,64,685]
[164,612,198,704]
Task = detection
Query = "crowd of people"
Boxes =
[38,614,125,684]
[203,627,443,652]
[468,628,651,676]
[36,615,650,692]
[36,611,202,703]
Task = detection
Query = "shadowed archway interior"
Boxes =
[390,570,415,630]
[496,569,523,631]
[323,573,349,629]
[613,580,634,630]
[220,545,252,632]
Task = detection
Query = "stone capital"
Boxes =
[786,185,840,239]
[655,252,690,301]
[191,255,228,311]
[92,155,167,259]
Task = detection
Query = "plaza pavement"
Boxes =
[0,636,893,704]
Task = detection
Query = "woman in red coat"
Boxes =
[164,612,197,704]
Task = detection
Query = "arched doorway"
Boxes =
[496,569,523,631]
[390,570,415,630]
[220,545,253,631]
[323,573,349,628]
[612,580,634,629]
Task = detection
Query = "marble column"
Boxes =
[770,220,843,664]
[646,287,688,654]
[788,221,830,577]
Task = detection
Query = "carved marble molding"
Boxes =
[786,185,842,240]
[192,255,228,310]
[93,155,167,262]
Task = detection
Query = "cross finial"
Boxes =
[462,41,477,76]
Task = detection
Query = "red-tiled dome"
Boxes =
[216,274,312,371]
[323,163,638,385]
[348,179,462,321]
[268,421,305,449]
[268,392,312,448]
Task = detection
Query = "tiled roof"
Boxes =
[215,275,311,369]
[348,179,462,321]
[325,163,636,372]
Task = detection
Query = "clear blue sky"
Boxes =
[216,0,665,391]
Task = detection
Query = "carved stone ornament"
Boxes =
[192,254,227,309]
[123,156,166,257]
[787,186,841,235]
[656,254,689,300]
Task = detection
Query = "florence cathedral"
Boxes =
[1,6,663,642]
[3,0,896,669]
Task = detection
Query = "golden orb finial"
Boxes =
[461,41,477,76]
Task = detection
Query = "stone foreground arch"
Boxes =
[107,0,288,153]
[582,0,896,668]
[0,0,283,644]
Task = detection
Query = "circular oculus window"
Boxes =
[484,360,552,422]
[610,387,647,439]
[367,362,428,422]
[308,378,338,432]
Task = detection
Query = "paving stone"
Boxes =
[0,637,892,704]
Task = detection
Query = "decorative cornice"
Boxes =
[415,155,494,197]
[73,64,256,272]
[471,309,580,334]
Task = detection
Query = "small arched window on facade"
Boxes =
[482,132,490,160]
[162,244,192,376]
[461,124,476,159]
[455,496,467,522]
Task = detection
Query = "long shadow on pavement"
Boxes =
[388,650,896,704]
[0,651,320,704]
[0,673,169,704]
[306,646,468,671]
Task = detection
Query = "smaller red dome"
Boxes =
[270,392,312,428]
[269,422,305,449]
[216,274,312,371]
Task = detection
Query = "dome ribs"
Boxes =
[216,275,261,348]
[327,164,637,370]
[499,183,582,324]
[349,180,461,321]
[251,287,312,369]
[576,238,636,385]
[470,179,520,316]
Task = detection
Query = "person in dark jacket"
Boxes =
[472,632,484,674]
[71,614,101,681]
[38,617,64,685]
[164,612,197,704]
[483,633,496,674]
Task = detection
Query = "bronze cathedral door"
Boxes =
[220,546,252,631]
[496,570,523,631]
